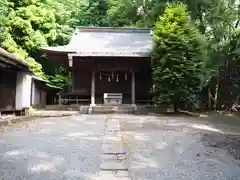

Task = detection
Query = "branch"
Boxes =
[209,91,215,101]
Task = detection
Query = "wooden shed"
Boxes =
[31,76,61,108]
[0,48,31,114]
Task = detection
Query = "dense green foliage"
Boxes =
[0,0,239,108]
[152,3,208,110]
[0,0,71,78]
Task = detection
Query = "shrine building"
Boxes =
[42,27,153,107]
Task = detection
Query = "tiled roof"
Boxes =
[0,47,30,71]
[43,27,153,57]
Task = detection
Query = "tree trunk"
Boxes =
[213,71,220,110]
[208,87,212,109]
[208,69,220,110]
[173,103,180,112]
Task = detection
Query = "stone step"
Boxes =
[100,159,128,171]
[102,143,125,154]
[91,106,135,114]
[45,105,80,111]
[79,106,89,114]
[99,170,129,179]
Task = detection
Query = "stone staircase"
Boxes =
[46,104,172,114]
[89,105,136,114]
[45,105,80,111]
[45,105,136,114]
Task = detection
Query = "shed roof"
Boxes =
[32,76,62,89]
[0,47,30,71]
[43,27,153,57]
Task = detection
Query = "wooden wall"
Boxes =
[32,80,47,107]
[15,72,32,110]
[72,69,91,95]
[0,69,17,111]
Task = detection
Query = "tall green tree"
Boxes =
[152,3,209,111]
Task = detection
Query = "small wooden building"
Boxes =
[43,27,153,106]
[31,76,48,108]
[0,48,61,115]
[0,47,32,114]
[31,76,61,107]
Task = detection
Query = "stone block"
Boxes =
[105,131,121,137]
[119,178,131,180]
[98,171,116,180]
[106,128,120,132]
[99,170,115,176]
[98,170,129,179]
[102,143,125,154]
[100,159,128,171]
[106,123,120,128]
[117,154,126,160]
[116,170,129,177]
[103,137,122,144]
[103,136,122,142]
[100,154,118,160]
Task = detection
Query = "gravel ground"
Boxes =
[0,115,106,180]
[1,113,240,180]
[119,114,240,180]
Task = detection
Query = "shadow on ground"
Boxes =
[119,113,240,180]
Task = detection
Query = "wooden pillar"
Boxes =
[58,94,61,105]
[91,71,96,106]
[131,71,136,105]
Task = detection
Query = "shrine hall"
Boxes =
[42,27,153,108]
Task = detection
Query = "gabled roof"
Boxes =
[43,27,153,57]
[0,47,30,71]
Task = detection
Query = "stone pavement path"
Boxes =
[98,115,129,180]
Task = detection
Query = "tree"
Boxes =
[69,0,109,27]
[0,0,10,43]
[108,0,141,27]
[200,0,240,109]
[152,3,209,111]
[0,0,72,78]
